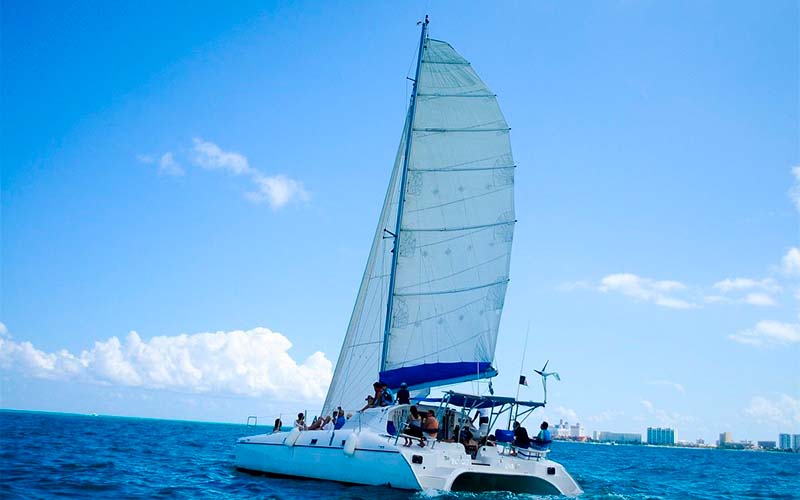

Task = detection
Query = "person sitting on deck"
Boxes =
[272,418,282,433]
[319,415,333,431]
[294,413,306,431]
[370,382,388,407]
[334,409,346,430]
[381,382,394,405]
[396,382,410,405]
[512,421,530,451]
[360,395,375,412]
[401,405,424,447]
[308,416,321,430]
[421,410,439,445]
[532,421,552,449]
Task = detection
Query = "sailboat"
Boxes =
[235,17,582,496]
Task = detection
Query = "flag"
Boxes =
[518,375,528,386]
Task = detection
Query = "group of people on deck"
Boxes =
[285,407,349,433]
[361,381,411,409]
[513,420,552,451]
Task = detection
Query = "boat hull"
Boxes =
[235,428,582,496]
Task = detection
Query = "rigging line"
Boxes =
[394,278,509,297]
[404,185,513,213]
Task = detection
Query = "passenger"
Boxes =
[532,421,552,449]
[396,382,410,405]
[319,415,333,431]
[308,416,321,430]
[360,395,375,412]
[381,382,394,405]
[294,412,306,431]
[272,418,283,433]
[422,410,439,445]
[334,409,347,430]
[401,405,424,447]
[512,421,530,451]
[371,382,388,407]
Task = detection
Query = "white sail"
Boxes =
[324,35,515,414]
[322,117,408,415]
[381,39,515,389]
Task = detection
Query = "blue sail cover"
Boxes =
[324,35,515,415]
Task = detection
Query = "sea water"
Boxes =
[1,410,797,499]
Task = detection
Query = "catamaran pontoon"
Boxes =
[235,16,582,495]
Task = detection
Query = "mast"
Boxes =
[380,15,429,373]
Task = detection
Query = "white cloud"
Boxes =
[729,320,800,346]
[781,248,800,276]
[0,326,332,401]
[0,322,7,336]
[712,278,781,294]
[190,138,308,209]
[746,394,800,427]
[191,138,252,175]
[789,166,800,213]
[586,409,624,424]
[639,398,696,427]
[248,173,310,209]
[158,152,184,176]
[741,293,777,307]
[646,380,686,393]
[598,273,696,309]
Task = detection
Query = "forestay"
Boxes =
[323,35,515,415]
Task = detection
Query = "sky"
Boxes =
[1,0,798,443]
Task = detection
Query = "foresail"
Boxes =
[322,116,408,416]
[381,39,515,390]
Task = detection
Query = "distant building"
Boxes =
[552,419,571,439]
[718,432,732,447]
[696,438,705,445]
[647,427,676,445]
[597,431,642,444]
[569,422,585,438]
[779,434,791,450]
[757,441,776,450]
[793,435,800,452]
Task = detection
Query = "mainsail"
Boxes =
[323,24,515,415]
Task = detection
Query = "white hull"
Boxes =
[235,420,582,495]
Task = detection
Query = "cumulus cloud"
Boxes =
[598,273,696,309]
[746,394,800,427]
[729,320,800,346]
[0,327,332,401]
[646,380,686,393]
[781,248,800,276]
[190,138,309,209]
[158,152,184,176]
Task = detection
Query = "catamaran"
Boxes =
[235,17,582,496]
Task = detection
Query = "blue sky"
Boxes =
[1,0,798,442]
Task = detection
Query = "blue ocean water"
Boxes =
[1,410,797,499]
